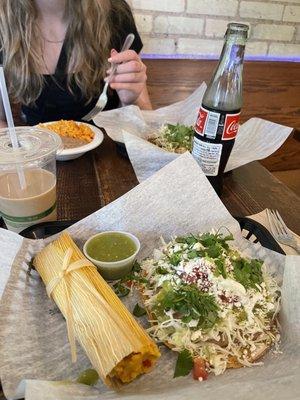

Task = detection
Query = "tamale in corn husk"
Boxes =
[33,232,160,386]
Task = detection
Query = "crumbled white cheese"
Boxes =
[192,242,204,251]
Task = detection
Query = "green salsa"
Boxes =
[77,368,99,386]
[86,232,137,262]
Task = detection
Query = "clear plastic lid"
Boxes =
[0,127,62,167]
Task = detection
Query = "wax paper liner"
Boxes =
[0,153,298,400]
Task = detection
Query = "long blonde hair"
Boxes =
[0,0,129,105]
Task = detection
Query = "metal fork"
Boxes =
[82,33,135,122]
[266,209,300,253]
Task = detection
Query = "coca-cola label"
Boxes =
[222,113,240,140]
[195,108,208,136]
[195,106,240,141]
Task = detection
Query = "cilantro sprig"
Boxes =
[232,258,263,290]
[198,232,233,252]
[112,281,130,298]
[163,124,194,151]
[173,232,234,279]
[175,232,233,259]
[174,349,193,378]
[154,282,219,330]
[133,303,147,317]
[112,261,148,298]
[215,257,227,279]
[156,266,170,275]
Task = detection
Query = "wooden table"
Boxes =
[1,152,300,398]
[56,133,300,236]
[56,59,300,235]
[7,60,300,230]
[1,59,300,400]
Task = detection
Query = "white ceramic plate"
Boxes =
[37,121,104,161]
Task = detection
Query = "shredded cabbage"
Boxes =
[139,232,281,376]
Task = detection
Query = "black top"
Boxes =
[1,1,143,125]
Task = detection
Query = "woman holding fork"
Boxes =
[0,0,151,127]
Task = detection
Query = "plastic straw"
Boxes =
[0,66,26,189]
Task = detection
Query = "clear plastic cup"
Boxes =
[0,127,62,232]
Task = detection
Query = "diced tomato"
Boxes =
[193,357,209,381]
[142,359,152,368]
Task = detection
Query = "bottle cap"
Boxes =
[226,23,249,39]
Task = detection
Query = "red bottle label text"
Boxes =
[222,113,240,140]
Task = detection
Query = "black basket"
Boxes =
[235,217,285,254]
[20,220,78,240]
[116,141,129,159]
[17,216,285,254]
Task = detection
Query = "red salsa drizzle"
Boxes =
[142,359,152,368]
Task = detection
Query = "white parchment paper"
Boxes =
[0,230,23,301]
[123,117,293,183]
[93,82,292,183]
[0,153,299,400]
[93,83,207,142]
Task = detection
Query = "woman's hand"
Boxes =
[107,49,147,106]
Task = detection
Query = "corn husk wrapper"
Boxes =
[33,232,160,386]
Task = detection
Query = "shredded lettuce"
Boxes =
[139,231,281,376]
[148,123,194,153]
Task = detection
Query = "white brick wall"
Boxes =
[246,41,269,56]
[283,5,300,22]
[269,43,300,56]
[131,0,184,13]
[134,14,153,34]
[252,24,295,41]
[127,0,300,59]
[154,16,204,35]
[177,38,223,55]
[129,0,300,59]
[142,37,176,54]
[239,2,284,21]
[297,27,300,41]
[205,19,230,38]
[187,0,239,17]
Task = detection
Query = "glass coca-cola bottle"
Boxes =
[192,23,249,195]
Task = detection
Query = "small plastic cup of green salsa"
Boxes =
[83,231,140,280]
